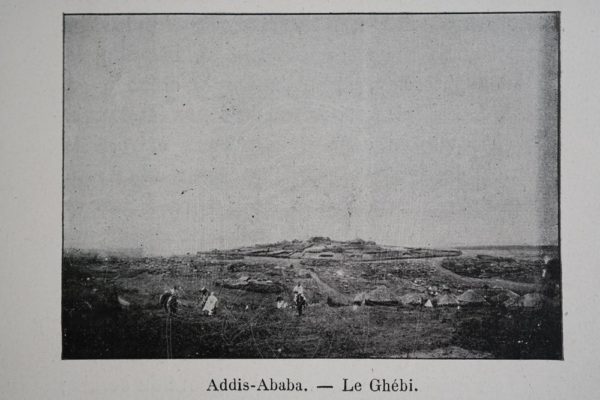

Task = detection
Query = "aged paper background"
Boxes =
[1,0,599,398]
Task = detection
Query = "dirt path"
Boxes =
[429,258,539,293]
[278,256,537,297]
[305,268,351,304]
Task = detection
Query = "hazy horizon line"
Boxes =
[63,238,559,257]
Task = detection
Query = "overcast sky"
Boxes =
[64,14,559,255]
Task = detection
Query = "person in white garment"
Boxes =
[202,292,218,316]
[276,296,288,309]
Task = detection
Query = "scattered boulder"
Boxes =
[424,299,434,308]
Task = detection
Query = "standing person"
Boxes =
[202,292,218,316]
[295,293,306,316]
[160,286,180,314]
[199,287,209,308]
[292,282,304,304]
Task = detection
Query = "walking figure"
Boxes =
[202,292,218,316]
[292,281,304,303]
[159,286,179,315]
[295,292,306,316]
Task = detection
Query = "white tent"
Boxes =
[435,293,459,306]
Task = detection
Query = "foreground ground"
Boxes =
[62,245,561,359]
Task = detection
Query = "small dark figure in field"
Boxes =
[295,293,306,316]
[292,281,306,316]
[159,286,179,315]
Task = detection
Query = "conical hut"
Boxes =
[365,286,398,306]
[353,292,367,306]
[457,289,487,306]
[435,293,459,306]
[399,292,423,306]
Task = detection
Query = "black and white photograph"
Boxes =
[62,13,561,359]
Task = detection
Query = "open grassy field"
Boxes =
[62,244,561,359]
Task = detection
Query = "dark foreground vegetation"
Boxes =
[62,246,561,359]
